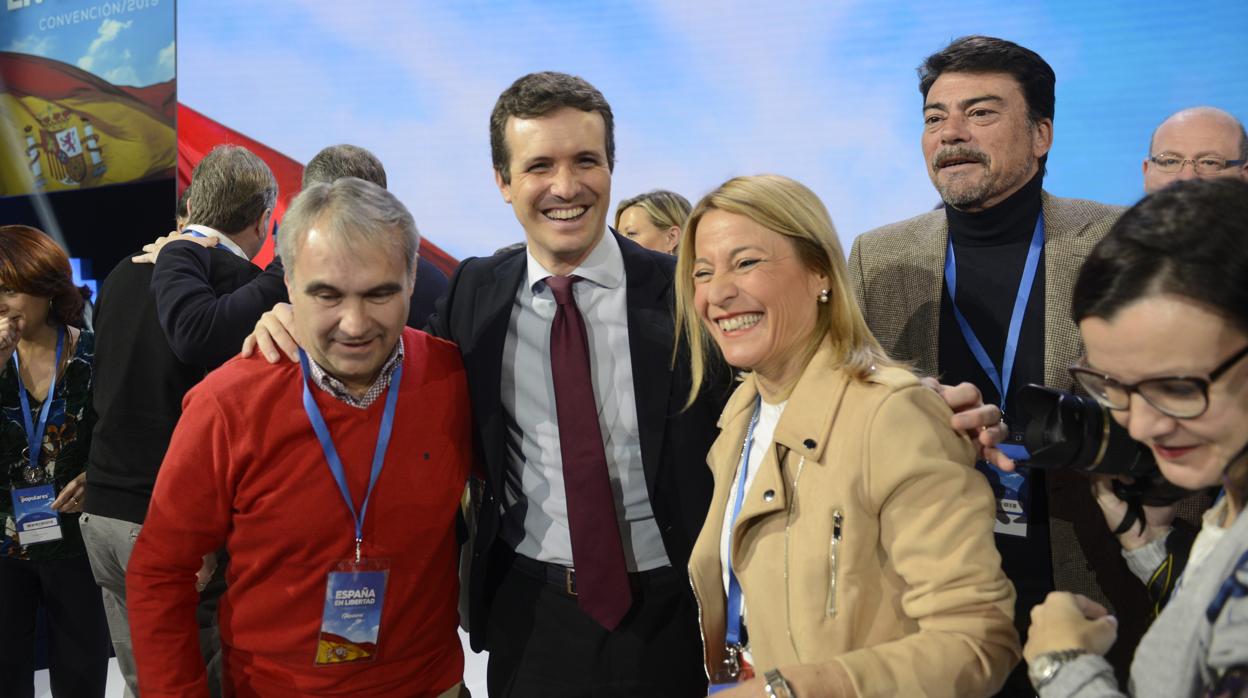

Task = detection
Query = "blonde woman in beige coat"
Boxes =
[674,175,1020,698]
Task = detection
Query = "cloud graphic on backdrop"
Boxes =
[5,35,53,58]
[155,41,174,81]
[77,19,137,84]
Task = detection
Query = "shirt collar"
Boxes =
[183,224,249,260]
[525,229,624,295]
[307,337,404,409]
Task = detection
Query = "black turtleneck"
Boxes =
[937,169,1053,654]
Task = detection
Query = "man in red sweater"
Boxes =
[127,177,472,697]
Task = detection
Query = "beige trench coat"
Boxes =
[689,341,1020,697]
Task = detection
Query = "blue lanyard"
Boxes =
[299,348,402,563]
[943,213,1044,415]
[184,230,208,238]
[725,397,761,648]
[12,326,65,473]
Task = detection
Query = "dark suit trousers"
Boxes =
[485,547,706,697]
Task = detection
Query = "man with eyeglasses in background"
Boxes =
[1143,107,1247,194]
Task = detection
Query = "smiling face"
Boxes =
[495,107,612,275]
[618,205,678,254]
[0,287,49,338]
[286,227,414,396]
[921,71,1052,211]
[1079,294,1248,491]
[692,209,827,397]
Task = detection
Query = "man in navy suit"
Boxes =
[425,72,726,697]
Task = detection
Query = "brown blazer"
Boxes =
[689,343,1019,697]
[846,192,1157,675]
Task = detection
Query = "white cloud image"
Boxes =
[5,34,53,57]
[77,19,133,75]
[155,40,175,81]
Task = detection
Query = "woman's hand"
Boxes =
[1090,476,1178,551]
[240,303,299,363]
[0,314,22,368]
[51,472,87,513]
[1024,592,1118,662]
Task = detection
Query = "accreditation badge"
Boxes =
[10,484,63,545]
[314,559,389,665]
[975,460,1029,538]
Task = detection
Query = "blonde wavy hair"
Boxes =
[675,174,899,405]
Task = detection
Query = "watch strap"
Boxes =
[763,668,795,698]
[1029,648,1089,689]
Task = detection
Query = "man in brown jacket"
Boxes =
[847,36,1147,695]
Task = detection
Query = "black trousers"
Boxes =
[0,553,110,698]
[485,549,706,697]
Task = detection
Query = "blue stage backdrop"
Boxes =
[176,0,1248,260]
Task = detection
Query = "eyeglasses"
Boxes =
[1069,344,1248,419]
[1148,154,1246,175]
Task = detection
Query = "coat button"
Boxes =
[803,438,817,449]
[763,490,775,502]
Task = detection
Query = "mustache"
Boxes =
[933,147,989,170]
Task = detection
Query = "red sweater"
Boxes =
[127,329,472,697]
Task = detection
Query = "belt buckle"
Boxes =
[565,567,577,596]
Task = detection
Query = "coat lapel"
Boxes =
[1040,192,1090,391]
[466,252,526,491]
[618,233,675,500]
[912,215,947,376]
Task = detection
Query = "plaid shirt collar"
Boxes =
[306,338,404,409]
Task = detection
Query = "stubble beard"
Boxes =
[935,155,1036,211]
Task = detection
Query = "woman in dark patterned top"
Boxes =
[0,225,109,697]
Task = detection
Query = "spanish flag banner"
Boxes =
[0,51,174,196]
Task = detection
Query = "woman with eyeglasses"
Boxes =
[1024,178,1248,697]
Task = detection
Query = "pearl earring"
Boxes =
[817,289,830,304]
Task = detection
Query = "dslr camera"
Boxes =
[998,384,1190,506]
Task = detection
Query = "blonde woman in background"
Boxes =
[615,189,690,255]
[675,175,1019,698]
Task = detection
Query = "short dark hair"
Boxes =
[489,72,614,185]
[919,35,1056,172]
[175,186,191,222]
[0,225,90,327]
[303,144,387,190]
[1073,178,1248,335]
[186,145,278,234]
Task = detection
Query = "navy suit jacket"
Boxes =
[426,231,729,651]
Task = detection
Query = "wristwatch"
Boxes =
[1028,649,1089,689]
[762,668,796,698]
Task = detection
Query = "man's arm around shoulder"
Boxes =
[152,241,286,368]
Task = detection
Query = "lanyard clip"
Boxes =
[354,537,362,564]
[722,644,742,680]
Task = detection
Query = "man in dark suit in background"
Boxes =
[143,144,449,369]
[82,144,277,697]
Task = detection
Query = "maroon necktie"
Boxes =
[546,274,632,630]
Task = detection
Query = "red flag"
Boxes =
[176,104,459,275]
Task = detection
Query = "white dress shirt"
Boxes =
[182,224,249,260]
[499,231,669,571]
